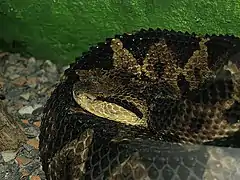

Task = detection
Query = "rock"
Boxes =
[0,101,27,151]
[0,52,62,179]
[6,88,25,99]
[26,139,39,149]
[18,106,35,115]
[32,107,44,116]
[17,144,38,159]
[24,126,39,138]
[28,57,36,64]
[0,80,4,90]
[33,121,41,128]
[8,74,20,80]
[29,175,42,180]
[8,54,20,63]
[26,77,38,88]
[1,151,17,162]
[42,60,57,73]
[32,104,43,110]
[0,162,20,180]
[20,93,31,101]
[38,75,49,83]
[15,156,32,166]
[18,104,42,116]
[12,77,27,86]
[21,160,41,174]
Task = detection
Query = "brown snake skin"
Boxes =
[39,29,240,180]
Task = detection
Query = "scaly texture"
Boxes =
[39,28,240,180]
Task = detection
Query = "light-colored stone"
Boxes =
[28,57,36,64]
[18,104,43,115]
[18,106,35,115]
[1,151,17,162]
[20,93,31,101]
[8,74,20,80]
[43,60,57,73]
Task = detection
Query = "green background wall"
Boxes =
[0,0,240,64]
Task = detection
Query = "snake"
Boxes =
[39,28,240,180]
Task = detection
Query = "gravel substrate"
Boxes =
[0,52,69,180]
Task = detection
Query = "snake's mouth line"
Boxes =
[95,96,144,119]
[72,90,146,126]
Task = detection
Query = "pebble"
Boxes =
[24,126,39,138]
[33,121,41,128]
[0,162,20,180]
[9,74,20,80]
[16,156,32,166]
[26,77,38,88]
[28,57,36,64]
[42,60,57,73]
[12,76,27,86]
[20,92,31,101]
[1,151,17,162]
[0,52,65,179]
[18,106,35,115]
[26,139,39,149]
[18,104,43,115]
[32,107,43,116]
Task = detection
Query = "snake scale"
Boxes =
[39,28,240,180]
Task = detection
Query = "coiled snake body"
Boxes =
[39,29,240,180]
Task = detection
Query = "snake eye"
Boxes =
[74,91,79,96]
